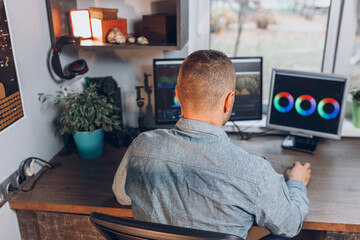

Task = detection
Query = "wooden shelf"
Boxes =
[68,39,181,51]
[45,0,188,50]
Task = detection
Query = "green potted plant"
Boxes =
[39,82,122,158]
[351,88,360,128]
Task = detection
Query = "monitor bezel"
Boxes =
[266,68,349,140]
[153,58,184,125]
[230,56,263,121]
[153,57,263,124]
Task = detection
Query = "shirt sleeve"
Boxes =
[112,145,134,206]
[253,161,309,238]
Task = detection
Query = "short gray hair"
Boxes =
[177,50,236,110]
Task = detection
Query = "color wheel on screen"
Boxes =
[274,91,341,120]
[273,92,294,113]
[295,95,317,116]
[317,98,340,120]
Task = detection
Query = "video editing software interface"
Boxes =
[268,70,347,136]
[154,57,262,124]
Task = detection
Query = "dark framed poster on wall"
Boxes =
[0,0,24,132]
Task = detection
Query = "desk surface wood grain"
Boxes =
[9,135,360,233]
[9,144,132,217]
[231,135,360,233]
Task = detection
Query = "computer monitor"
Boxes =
[267,68,349,153]
[153,57,263,124]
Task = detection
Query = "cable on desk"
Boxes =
[20,167,52,192]
[240,120,262,132]
[21,157,54,192]
[230,121,289,140]
[231,120,268,140]
[12,157,54,193]
[231,121,245,139]
[231,120,262,139]
[244,130,288,140]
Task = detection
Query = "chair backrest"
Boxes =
[90,212,244,240]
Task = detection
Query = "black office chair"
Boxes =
[90,212,244,240]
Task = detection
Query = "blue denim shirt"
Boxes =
[113,118,309,239]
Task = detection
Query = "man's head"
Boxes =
[176,50,236,127]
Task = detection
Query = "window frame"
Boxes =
[330,0,358,76]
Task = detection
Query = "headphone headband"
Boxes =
[51,36,88,80]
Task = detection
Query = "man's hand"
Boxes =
[286,162,311,187]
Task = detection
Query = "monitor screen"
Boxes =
[154,57,263,124]
[267,69,349,139]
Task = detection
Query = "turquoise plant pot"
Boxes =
[73,128,104,159]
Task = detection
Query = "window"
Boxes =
[350,16,360,89]
[210,0,331,99]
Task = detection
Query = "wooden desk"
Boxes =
[232,136,360,235]
[10,144,131,218]
[9,135,360,240]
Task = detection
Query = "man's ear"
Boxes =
[175,86,181,105]
[224,91,235,113]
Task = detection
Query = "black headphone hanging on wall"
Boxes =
[51,36,89,80]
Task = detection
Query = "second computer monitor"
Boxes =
[267,69,348,139]
[154,57,263,124]
[266,69,348,153]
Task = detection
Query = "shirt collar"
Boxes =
[175,118,229,139]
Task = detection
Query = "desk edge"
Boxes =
[9,200,360,233]
[9,200,133,218]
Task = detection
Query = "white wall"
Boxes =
[0,0,67,239]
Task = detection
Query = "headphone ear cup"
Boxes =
[51,48,65,79]
[51,37,88,80]
[68,59,88,75]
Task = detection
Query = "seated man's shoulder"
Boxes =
[135,129,169,142]
[130,129,171,150]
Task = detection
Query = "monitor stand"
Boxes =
[281,135,318,154]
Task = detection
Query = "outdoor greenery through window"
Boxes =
[210,0,331,99]
[350,14,360,89]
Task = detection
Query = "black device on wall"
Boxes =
[87,76,123,129]
[51,36,88,80]
[86,76,135,148]
[153,57,263,124]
